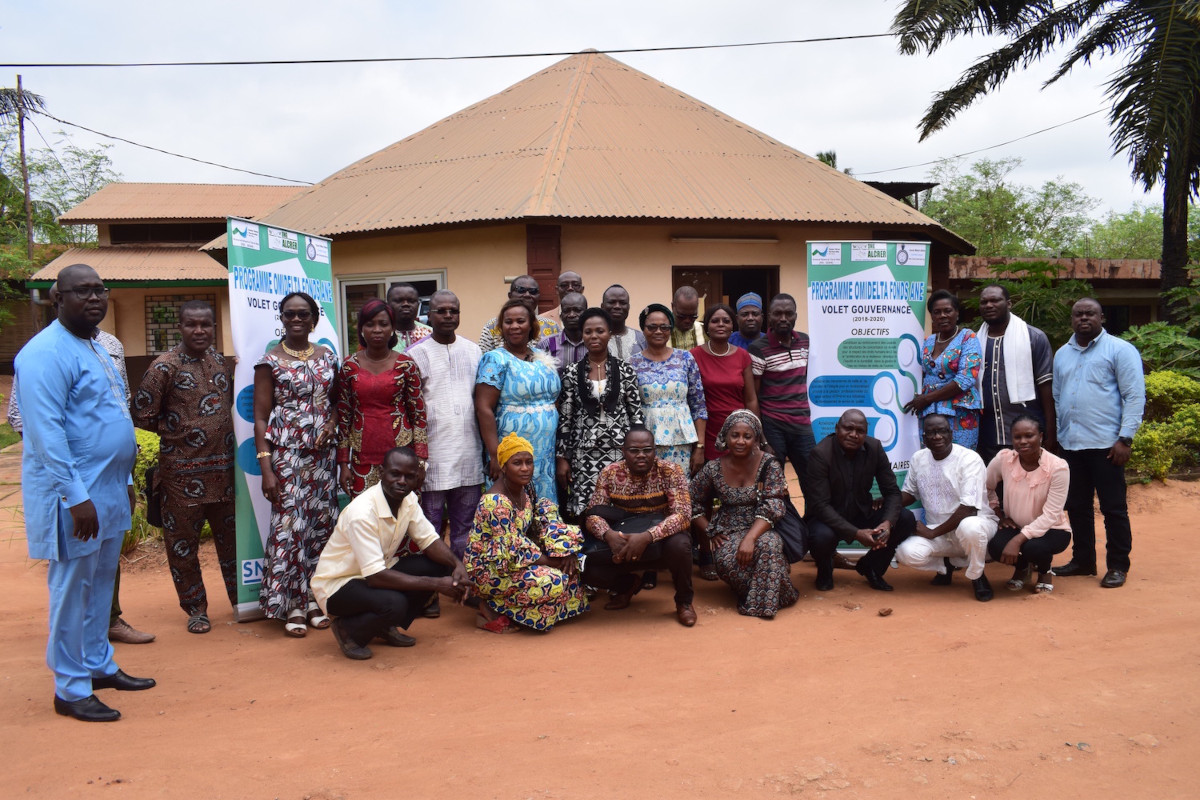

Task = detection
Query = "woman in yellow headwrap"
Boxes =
[464,433,590,633]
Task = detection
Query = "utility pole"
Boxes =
[17,74,34,262]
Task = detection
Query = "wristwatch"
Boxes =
[1117,436,1133,446]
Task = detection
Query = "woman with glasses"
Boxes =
[335,299,427,499]
[475,298,562,502]
[253,291,341,637]
[630,303,707,475]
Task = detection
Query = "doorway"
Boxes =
[672,266,779,310]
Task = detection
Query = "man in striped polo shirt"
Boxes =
[749,293,814,507]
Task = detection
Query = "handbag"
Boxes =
[579,506,666,561]
[143,465,163,528]
[755,455,807,563]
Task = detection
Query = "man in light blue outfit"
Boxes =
[16,264,155,722]
[1051,297,1145,589]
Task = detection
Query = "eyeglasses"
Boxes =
[673,312,697,321]
[643,324,672,333]
[64,286,110,300]
[511,285,540,296]
[282,309,313,321]
[624,447,656,456]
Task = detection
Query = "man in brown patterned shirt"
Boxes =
[583,425,696,626]
[133,300,237,634]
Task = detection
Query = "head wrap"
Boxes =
[736,292,763,311]
[638,303,675,331]
[715,409,766,452]
[496,432,534,468]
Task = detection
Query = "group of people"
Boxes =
[17,263,1145,720]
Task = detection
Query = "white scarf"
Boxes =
[978,313,1035,403]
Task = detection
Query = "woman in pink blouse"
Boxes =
[986,415,1072,594]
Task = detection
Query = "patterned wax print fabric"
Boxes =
[690,345,752,461]
[690,455,798,618]
[132,345,235,506]
[920,328,983,449]
[391,321,432,354]
[556,356,644,518]
[256,350,340,620]
[478,315,561,354]
[630,349,707,470]
[464,490,589,630]
[476,348,561,501]
[335,352,428,497]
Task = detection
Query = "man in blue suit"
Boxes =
[16,263,155,722]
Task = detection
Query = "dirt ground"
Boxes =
[1,441,1197,799]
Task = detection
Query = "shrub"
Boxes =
[123,429,162,554]
[1121,323,1200,380]
[1129,421,1186,479]
[1143,370,1200,421]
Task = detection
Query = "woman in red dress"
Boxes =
[336,299,428,498]
[691,303,759,462]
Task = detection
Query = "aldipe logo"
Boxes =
[231,223,260,251]
[267,228,299,254]
[810,243,842,265]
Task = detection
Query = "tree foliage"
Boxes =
[963,260,1094,347]
[1079,202,1164,259]
[892,0,1200,324]
[921,157,1096,257]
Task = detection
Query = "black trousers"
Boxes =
[1063,448,1132,571]
[987,527,1071,574]
[582,531,694,605]
[325,555,448,647]
[807,507,917,579]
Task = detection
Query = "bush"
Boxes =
[1121,323,1200,380]
[124,429,162,553]
[1143,370,1200,421]
[1129,421,1187,479]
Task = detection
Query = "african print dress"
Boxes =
[629,349,707,470]
[690,455,799,618]
[556,356,643,518]
[335,352,428,497]
[464,490,590,630]
[476,348,561,501]
[256,349,340,620]
[919,328,983,449]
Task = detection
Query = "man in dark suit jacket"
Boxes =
[805,409,916,592]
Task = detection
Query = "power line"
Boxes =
[0,34,894,69]
[33,111,313,185]
[855,110,1107,176]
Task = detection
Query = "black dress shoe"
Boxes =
[815,572,834,592]
[376,627,416,647]
[972,574,994,602]
[856,563,894,591]
[1053,561,1097,577]
[92,669,156,691]
[54,694,120,722]
[931,558,955,586]
[1100,569,1127,588]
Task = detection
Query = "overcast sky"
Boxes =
[1,1,1157,218]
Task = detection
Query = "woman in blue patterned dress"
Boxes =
[475,298,562,501]
[903,290,983,449]
[630,303,707,476]
[253,291,340,637]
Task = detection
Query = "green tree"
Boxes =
[1081,203,1164,258]
[815,150,852,175]
[964,260,1094,346]
[893,1,1200,325]
[920,157,1096,256]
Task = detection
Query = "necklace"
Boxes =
[706,341,734,357]
[282,341,315,359]
[936,326,959,344]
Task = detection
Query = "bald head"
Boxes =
[834,409,869,454]
[55,264,108,335]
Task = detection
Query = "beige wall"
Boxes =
[105,287,231,358]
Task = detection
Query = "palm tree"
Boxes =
[892,1,1200,325]
[0,87,46,120]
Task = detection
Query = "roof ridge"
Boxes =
[528,52,596,217]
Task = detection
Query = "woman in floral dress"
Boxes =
[556,307,643,520]
[690,410,799,619]
[335,299,427,498]
[465,433,589,633]
[630,303,707,475]
[475,298,562,501]
[903,289,983,449]
[253,291,340,637]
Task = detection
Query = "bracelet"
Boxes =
[256,451,271,459]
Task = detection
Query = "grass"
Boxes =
[0,423,19,450]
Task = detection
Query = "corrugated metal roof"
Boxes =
[236,52,969,252]
[60,183,301,224]
[30,247,227,282]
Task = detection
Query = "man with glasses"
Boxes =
[477,275,561,353]
[16,264,155,722]
[542,271,584,328]
[669,285,706,350]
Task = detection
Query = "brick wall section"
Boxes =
[144,293,217,355]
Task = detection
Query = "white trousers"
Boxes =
[896,516,998,580]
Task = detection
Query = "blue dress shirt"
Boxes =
[1053,328,1145,450]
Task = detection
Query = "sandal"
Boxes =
[1033,569,1054,594]
[699,564,719,582]
[285,608,307,637]
[476,613,518,634]
[186,613,211,634]
[1007,563,1033,592]
[305,600,331,630]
